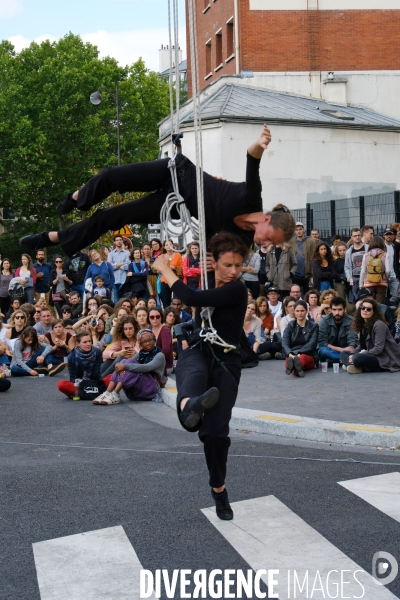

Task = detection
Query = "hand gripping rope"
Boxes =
[159,0,236,353]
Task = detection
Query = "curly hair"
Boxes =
[312,241,335,265]
[352,298,387,333]
[304,289,320,305]
[113,315,139,342]
[320,288,339,305]
[163,306,181,326]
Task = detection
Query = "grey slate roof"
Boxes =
[166,83,400,132]
[159,59,187,76]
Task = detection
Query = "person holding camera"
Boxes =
[101,315,138,376]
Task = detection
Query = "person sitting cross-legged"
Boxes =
[57,330,112,398]
[340,298,400,374]
[92,329,166,405]
[317,297,357,366]
[10,327,61,377]
[282,300,318,377]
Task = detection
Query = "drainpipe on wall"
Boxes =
[234,0,240,75]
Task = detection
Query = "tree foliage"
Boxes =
[0,33,170,260]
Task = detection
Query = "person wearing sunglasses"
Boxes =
[5,311,28,341]
[148,307,173,375]
[49,257,73,316]
[340,298,400,374]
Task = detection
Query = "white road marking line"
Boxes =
[33,525,155,600]
[339,471,400,523]
[202,495,397,598]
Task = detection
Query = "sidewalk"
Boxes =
[162,361,400,449]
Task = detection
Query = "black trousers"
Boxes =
[175,346,241,488]
[340,351,384,372]
[258,340,282,355]
[0,378,11,392]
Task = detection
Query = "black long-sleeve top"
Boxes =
[184,153,263,248]
[171,279,248,350]
[311,260,336,291]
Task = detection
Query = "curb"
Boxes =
[162,380,400,449]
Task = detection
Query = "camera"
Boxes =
[90,318,98,327]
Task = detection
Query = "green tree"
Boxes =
[0,34,169,260]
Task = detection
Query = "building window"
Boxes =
[226,21,234,58]
[205,41,212,77]
[215,30,222,68]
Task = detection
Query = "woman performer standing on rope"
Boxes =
[20,125,295,254]
[152,231,248,521]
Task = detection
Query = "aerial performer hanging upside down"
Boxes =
[19,125,295,254]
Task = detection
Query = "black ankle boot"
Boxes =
[212,488,233,520]
[56,193,76,215]
[179,387,219,429]
[19,231,57,251]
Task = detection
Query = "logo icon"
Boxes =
[372,551,398,586]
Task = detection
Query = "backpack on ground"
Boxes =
[366,254,384,284]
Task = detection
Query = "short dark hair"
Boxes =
[69,291,80,298]
[62,319,74,327]
[76,330,91,343]
[94,275,104,282]
[61,305,72,313]
[330,297,346,309]
[351,227,361,235]
[294,300,308,311]
[114,235,123,241]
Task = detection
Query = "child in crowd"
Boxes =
[92,275,110,299]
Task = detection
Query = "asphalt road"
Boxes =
[2,373,400,599]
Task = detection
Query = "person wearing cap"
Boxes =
[267,286,282,328]
[265,241,297,300]
[292,223,317,293]
[382,227,399,298]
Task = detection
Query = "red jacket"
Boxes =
[182,256,201,289]
[15,266,37,285]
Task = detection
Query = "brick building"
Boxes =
[187,0,400,119]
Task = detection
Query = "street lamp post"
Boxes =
[90,84,121,166]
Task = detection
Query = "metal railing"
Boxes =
[292,191,400,239]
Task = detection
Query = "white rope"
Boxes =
[161,0,235,352]
[187,0,235,352]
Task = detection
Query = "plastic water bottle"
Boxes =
[73,379,80,401]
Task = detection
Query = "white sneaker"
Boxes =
[110,391,120,404]
[92,391,112,405]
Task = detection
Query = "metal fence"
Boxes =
[292,191,400,240]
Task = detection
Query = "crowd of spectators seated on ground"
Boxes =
[2,225,400,396]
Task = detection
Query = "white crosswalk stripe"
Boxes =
[339,471,400,523]
[202,495,398,599]
[33,525,155,600]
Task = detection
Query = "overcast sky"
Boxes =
[0,0,186,72]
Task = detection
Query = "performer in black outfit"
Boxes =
[152,232,248,521]
[20,126,295,255]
